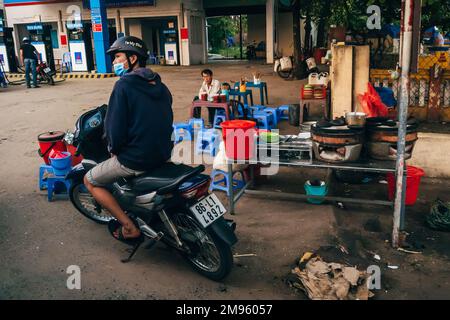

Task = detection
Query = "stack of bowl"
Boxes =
[313,86,325,99]
[303,84,314,99]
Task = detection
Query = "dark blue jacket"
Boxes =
[105,68,174,171]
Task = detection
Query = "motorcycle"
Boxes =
[36,61,55,85]
[274,51,319,80]
[65,105,238,281]
[274,55,294,79]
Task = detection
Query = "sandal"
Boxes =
[108,219,144,246]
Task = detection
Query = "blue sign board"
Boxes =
[91,7,102,24]
[27,24,43,31]
[67,22,83,29]
[83,0,155,8]
[75,52,83,64]
[163,29,177,35]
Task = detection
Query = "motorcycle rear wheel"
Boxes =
[170,213,233,281]
[69,182,113,224]
[276,64,293,79]
[47,74,55,85]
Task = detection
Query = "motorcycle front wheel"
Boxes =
[170,213,233,281]
[69,182,113,224]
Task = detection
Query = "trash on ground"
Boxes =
[398,247,422,254]
[426,198,450,232]
[288,252,374,300]
[233,253,257,258]
[387,265,399,270]
[337,202,345,209]
[338,245,349,255]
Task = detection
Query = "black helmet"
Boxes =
[106,36,149,60]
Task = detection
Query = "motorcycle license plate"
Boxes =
[190,193,226,228]
[44,67,51,73]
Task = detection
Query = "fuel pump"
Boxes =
[67,22,94,72]
[163,28,178,65]
[27,23,55,71]
[0,26,18,73]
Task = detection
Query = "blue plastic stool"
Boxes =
[262,107,279,127]
[172,122,192,143]
[248,105,266,115]
[195,129,220,157]
[213,110,227,129]
[47,176,72,201]
[252,112,272,130]
[39,164,54,190]
[209,169,245,196]
[277,105,289,120]
[189,118,205,133]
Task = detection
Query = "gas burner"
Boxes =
[310,124,364,163]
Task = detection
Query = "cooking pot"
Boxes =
[345,112,366,128]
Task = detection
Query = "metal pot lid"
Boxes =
[311,123,364,135]
[367,121,418,132]
[38,131,66,141]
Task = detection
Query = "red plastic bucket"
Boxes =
[220,120,256,160]
[387,166,425,205]
[66,144,83,166]
[38,131,67,165]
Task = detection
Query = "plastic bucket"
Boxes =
[220,120,256,160]
[66,144,83,166]
[49,151,72,176]
[387,165,425,205]
[38,131,67,165]
[304,180,328,204]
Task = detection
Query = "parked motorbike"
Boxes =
[65,105,238,281]
[274,55,294,79]
[36,61,55,85]
[274,51,319,80]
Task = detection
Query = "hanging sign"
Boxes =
[181,28,189,40]
[91,7,103,33]
[27,23,43,31]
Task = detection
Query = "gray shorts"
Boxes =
[86,156,144,187]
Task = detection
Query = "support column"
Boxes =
[203,16,208,64]
[90,0,111,73]
[266,0,274,64]
[393,0,415,248]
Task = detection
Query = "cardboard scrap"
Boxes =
[289,254,374,300]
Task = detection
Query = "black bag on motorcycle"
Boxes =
[73,104,110,163]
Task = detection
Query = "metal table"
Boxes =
[191,100,232,124]
[225,154,405,229]
[234,81,269,105]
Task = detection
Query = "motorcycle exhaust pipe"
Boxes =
[136,217,163,240]
[225,219,236,231]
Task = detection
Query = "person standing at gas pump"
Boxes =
[20,37,40,88]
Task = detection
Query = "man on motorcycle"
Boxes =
[83,36,174,243]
